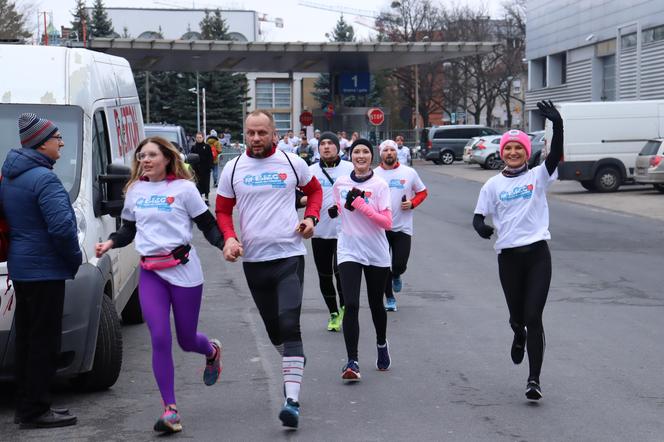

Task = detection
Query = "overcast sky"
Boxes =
[23,0,505,42]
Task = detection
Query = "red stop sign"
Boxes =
[367,108,385,126]
[299,111,313,126]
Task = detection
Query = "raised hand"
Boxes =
[344,187,364,211]
[536,100,562,124]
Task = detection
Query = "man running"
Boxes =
[309,132,353,331]
[215,110,322,429]
[374,140,428,311]
[395,135,412,166]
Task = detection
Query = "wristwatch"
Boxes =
[305,215,319,226]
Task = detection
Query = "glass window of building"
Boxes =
[256,80,292,109]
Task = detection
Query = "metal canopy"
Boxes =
[90,38,496,73]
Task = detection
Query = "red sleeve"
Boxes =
[411,189,428,209]
[300,176,322,220]
[215,195,238,241]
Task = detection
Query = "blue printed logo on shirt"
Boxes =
[136,195,174,212]
[388,179,406,189]
[499,184,534,202]
[243,172,288,188]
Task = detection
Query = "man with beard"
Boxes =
[215,110,322,430]
[190,132,214,204]
[374,140,428,312]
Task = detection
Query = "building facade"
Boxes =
[525,0,664,130]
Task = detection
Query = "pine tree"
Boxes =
[330,15,355,42]
[200,9,229,40]
[70,0,90,42]
[0,0,31,40]
[90,0,114,38]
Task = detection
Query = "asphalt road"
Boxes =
[2,163,664,441]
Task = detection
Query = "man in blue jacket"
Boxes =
[0,113,81,429]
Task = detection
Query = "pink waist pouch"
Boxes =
[140,245,191,271]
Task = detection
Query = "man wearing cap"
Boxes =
[0,113,81,428]
[308,132,353,331]
[374,139,428,312]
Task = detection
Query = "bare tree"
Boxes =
[498,0,527,128]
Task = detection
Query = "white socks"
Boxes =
[282,356,304,402]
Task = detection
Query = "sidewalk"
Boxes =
[418,160,664,222]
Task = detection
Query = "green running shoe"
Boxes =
[327,312,341,332]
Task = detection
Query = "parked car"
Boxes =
[528,130,546,168]
[422,125,500,165]
[144,123,189,153]
[470,136,504,169]
[634,138,664,192]
[462,137,483,164]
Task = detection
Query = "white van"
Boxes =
[545,100,664,192]
[0,45,143,390]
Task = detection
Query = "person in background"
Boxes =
[395,135,412,166]
[295,137,315,166]
[1,113,81,429]
[206,130,222,187]
[309,129,321,162]
[278,134,294,153]
[191,132,214,204]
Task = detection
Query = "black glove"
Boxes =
[344,187,365,211]
[476,224,494,239]
[536,100,562,124]
[328,205,339,219]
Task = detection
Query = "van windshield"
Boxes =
[0,104,82,199]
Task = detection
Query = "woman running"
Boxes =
[95,137,224,433]
[330,138,392,381]
[473,100,563,400]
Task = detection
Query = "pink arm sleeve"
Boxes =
[351,197,392,230]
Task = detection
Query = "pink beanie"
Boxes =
[499,130,531,159]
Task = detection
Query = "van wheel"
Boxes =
[121,287,143,324]
[72,295,123,391]
[654,184,664,193]
[440,151,455,165]
[593,167,621,192]
[580,180,596,191]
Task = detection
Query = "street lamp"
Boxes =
[188,72,201,132]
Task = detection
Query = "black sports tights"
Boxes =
[497,240,551,382]
[311,238,344,314]
[243,256,305,357]
[339,262,389,361]
[384,230,412,299]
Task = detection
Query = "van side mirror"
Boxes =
[99,164,131,218]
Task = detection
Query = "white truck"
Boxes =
[545,100,664,192]
[0,45,143,390]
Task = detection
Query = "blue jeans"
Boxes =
[212,163,220,186]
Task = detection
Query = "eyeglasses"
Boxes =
[50,135,63,141]
[136,151,162,161]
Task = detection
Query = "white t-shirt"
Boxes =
[217,151,313,262]
[474,164,558,253]
[310,159,354,239]
[333,174,391,267]
[339,138,350,156]
[277,140,294,153]
[397,145,411,164]
[122,179,208,287]
[374,164,426,236]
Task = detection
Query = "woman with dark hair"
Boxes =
[95,136,224,433]
[330,138,393,381]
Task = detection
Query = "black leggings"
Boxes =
[243,256,305,357]
[339,262,389,361]
[497,240,551,382]
[311,238,344,314]
[384,230,412,299]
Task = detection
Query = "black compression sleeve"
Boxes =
[295,189,306,209]
[473,213,486,233]
[193,210,224,250]
[545,120,564,176]
[109,219,136,248]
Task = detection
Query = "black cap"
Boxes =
[349,138,374,161]
[319,131,340,152]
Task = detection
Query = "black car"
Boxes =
[423,125,500,165]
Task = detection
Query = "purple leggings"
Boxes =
[139,269,213,405]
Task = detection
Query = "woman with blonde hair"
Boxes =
[96,137,224,433]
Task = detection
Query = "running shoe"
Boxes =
[278,398,300,429]
[154,406,182,433]
[327,312,341,332]
[511,330,526,365]
[342,360,361,381]
[338,305,345,323]
[203,338,223,386]
[376,341,391,371]
[525,380,543,400]
[385,297,398,312]
[392,276,402,293]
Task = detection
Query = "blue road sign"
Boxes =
[339,73,370,94]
